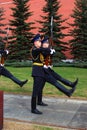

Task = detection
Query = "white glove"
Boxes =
[48,65,53,68]
[1,64,4,66]
[43,65,48,69]
[5,50,9,55]
[50,49,55,54]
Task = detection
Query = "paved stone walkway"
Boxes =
[4,94,87,130]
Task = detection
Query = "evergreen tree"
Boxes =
[0,8,6,43]
[69,0,87,61]
[9,0,35,61]
[38,0,68,60]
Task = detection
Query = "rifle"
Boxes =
[49,16,54,47]
[0,26,9,66]
[44,16,54,67]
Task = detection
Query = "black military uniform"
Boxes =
[0,49,28,87]
[31,35,77,114]
[37,37,78,106]
[31,34,51,114]
[38,67,78,106]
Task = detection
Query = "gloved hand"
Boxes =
[48,65,53,68]
[50,49,55,54]
[43,65,48,69]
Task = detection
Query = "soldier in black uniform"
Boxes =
[37,37,78,106]
[0,42,28,87]
[31,34,77,115]
[31,34,51,114]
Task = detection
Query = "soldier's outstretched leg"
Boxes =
[46,74,76,97]
[54,81,76,97]
[1,66,28,87]
[10,76,28,87]
[49,69,78,88]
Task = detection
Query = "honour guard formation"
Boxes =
[30,34,78,114]
[0,34,78,115]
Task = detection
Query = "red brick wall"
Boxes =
[0,91,3,130]
[0,0,75,58]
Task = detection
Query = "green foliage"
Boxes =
[5,60,32,67]
[38,0,68,60]
[8,0,35,61]
[69,0,87,60]
[53,61,87,68]
[0,8,6,43]
[5,60,87,68]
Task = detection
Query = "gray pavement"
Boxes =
[4,94,87,130]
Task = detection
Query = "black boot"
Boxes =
[37,94,48,106]
[54,81,76,97]
[31,97,42,114]
[37,102,48,106]
[20,80,28,87]
[71,78,78,88]
[66,86,76,97]
[58,77,78,88]
[11,76,28,87]
[50,70,78,88]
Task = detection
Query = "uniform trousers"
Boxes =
[37,68,74,103]
[0,66,13,78]
[0,66,27,86]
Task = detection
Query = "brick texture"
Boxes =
[0,0,75,58]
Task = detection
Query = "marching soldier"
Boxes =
[31,34,51,114]
[37,37,78,106]
[0,42,28,87]
[31,34,77,114]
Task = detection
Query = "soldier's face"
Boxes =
[34,40,41,48]
[42,42,49,48]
